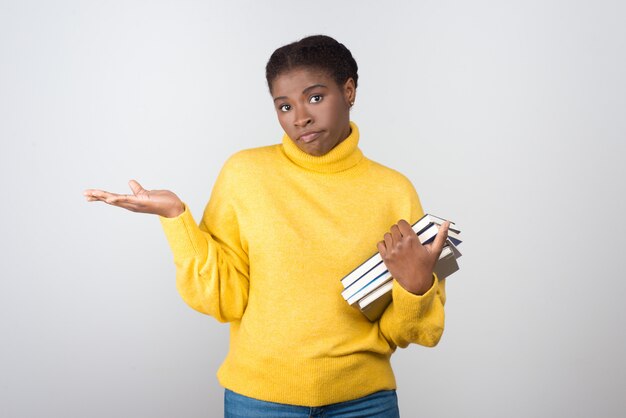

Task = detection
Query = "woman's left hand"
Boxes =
[377,219,450,295]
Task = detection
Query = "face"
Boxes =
[271,67,356,156]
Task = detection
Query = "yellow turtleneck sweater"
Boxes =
[159,123,446,406]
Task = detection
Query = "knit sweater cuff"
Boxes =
[391,274,439,318]
[159,204,208,260]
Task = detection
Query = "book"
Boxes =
[340,254,385,290]
[446,238,462,259]
[341,213,459,289]
[433,245,459,280]
[346,268,393,305]
[358,279,394,321]
[341,257,388,301]
[412,214,460,235]
[358,245,458,320]
[358,247,458,321]
[340,213,463,321]
[419,223,462,247]
[342,224,460,302]
[345,243,457,306]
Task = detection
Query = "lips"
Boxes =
[299,131,322,143]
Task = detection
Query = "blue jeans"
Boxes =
[224,388,400,418]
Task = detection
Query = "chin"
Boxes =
[304,149,322,156]
[296,142,320,156]
[307,146,328,156]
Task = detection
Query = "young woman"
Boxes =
[85,35,449,418]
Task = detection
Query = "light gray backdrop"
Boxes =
[1,0,625,417]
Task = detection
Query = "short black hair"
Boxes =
[265,35,358,92]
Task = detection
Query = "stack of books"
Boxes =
[341,214,462,321]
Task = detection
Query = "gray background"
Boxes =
[1,0,625,417]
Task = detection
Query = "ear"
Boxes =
[342,78,356,106]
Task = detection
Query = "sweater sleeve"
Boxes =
[378,276,446,348]
[377,181,446,348]
[159,161,250,323]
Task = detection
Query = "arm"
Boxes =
[378,275,446,349]
[84,174,250,323]
[159,201,249,323]
[376,191,448,349]
[161,161,250,322]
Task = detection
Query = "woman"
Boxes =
[85,35,449,418]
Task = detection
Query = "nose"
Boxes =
[294,106,313,127]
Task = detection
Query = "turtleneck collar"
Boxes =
[280,121,364,173]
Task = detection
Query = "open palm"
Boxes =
[84,180,184,218]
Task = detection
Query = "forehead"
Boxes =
[271,67,338,97]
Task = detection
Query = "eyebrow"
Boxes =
[273,83,328,102]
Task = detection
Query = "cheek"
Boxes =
[275,111,288,126]
[328,98,348,117]
[276,112,293,133]
[326,104,346,126]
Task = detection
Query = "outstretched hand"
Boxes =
[377,219,450,295]
[83,180,185,218]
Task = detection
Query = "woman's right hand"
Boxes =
[84,180,185,218]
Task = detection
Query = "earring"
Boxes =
[350,101,354,107]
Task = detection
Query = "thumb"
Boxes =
[431,221,450,257]
[128,179,145,196]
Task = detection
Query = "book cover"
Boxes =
[433,246,460,280]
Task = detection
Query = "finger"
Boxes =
[85,194,107,202]
[390,224,402,242]
[431,221,450,256]
[106,194,138,205]
[84,189,117,202]
[83,189,110,198]
[383,232,393,249]
[377,240,387,257]
[103,197,143,212]
[397,220,414,239]
[128,179,144,196]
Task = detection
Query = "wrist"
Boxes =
[397,273,434,296]
[162,202,185,218]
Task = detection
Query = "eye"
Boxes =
[279,104,291,112]
[309,95,323,104]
